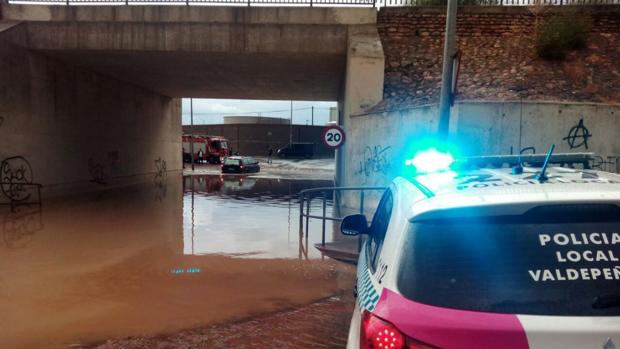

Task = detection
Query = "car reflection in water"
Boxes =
[182,174,336,258]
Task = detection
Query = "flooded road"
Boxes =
[183,175,337,259]
[0,172,355,349]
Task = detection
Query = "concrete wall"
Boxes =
[0,4,379,101]
[337,24,385,186]
[342,101,620,209]
[182,124,335,157]
[1,5,376,25]
[0,35,182,200]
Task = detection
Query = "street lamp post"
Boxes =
[438,0,458,140]
[289,100,293,145]
[190,98,195,171]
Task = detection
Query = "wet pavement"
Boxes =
[88,294,354,349]
[0,168,355,349]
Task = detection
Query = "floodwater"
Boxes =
[0,173,355,349]
[183,174,337,259]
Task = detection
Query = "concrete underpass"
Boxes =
[0,4,385,196]
[0,3,383,348]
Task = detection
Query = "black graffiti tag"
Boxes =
[356,145,392,178]
[563,119,592,150]
[592,156,620,174]
[154,157,167,181]
[0,157,34,202]
[88,158,109,185]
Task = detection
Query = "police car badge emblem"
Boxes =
[604,338,616,349]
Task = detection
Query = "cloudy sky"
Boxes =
[181,99,337,126]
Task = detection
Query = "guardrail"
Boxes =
[7,0,620,6]
[298,186,386,252]
[8,0,376,5]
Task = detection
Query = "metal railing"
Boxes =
[8,0,620,6]
[298,186,386,251]
[8,0,376,5]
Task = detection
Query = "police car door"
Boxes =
[357,189,394,312]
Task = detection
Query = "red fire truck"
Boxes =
[182,135,230,164]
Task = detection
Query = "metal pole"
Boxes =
[305,195,310,239]
[299,194,304,236]
[311,106,314,126]
[191,176,195,255]
[321,192,327,246]
[289,100,293,145]
[359,190,365,214]
[437,0,458,140]
[190,98,195,171]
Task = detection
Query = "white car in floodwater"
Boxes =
[341,150,620,349]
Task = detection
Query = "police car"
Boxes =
[341,149,620,349]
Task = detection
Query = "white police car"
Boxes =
[341,150,620,349]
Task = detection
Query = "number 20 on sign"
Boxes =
[322,125,346,149]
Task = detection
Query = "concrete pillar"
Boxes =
[337,25,384,191]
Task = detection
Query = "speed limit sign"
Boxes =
[322,125,346,149]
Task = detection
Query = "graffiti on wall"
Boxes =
[88,158,109,185]
[154,157,167,181]
[88,151,120,185]
[0,156,37,203]
[355,145,393,181]
[154,157,167,201]
[592,156,620,173]
[563,118,592,150]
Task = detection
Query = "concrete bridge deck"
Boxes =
[0,3,384,197]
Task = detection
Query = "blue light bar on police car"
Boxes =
[405,148,455,173]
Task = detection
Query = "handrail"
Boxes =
[298,186,386,251]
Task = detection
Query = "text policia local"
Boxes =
[529,233,620,282]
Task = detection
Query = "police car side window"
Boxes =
[367,190,393,272]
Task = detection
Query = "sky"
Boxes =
[181,98,337,126]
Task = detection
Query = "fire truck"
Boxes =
[182,135,230,164]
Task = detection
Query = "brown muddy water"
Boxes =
[0,174,355,349]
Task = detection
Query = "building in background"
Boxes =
[183,120,334,157]
[223,116,290,125]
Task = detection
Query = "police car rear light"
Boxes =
[361,311,439,349]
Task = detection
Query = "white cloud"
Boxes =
[182,98,337,126]
[203,103,242,114]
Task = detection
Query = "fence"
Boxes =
[7,0,620,6]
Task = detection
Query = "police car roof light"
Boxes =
[406,148,455,174]
[453,152,594,171]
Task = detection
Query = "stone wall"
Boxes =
[376,6,620,110]
[0,31,182,200]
